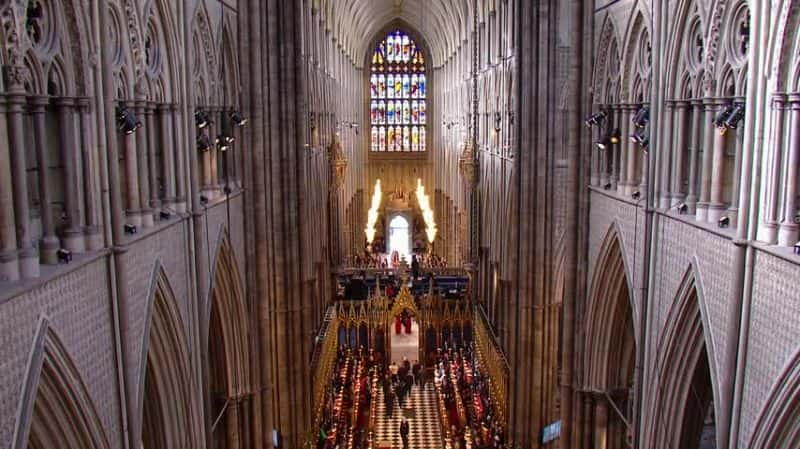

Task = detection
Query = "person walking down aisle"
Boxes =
[399,418,410,449]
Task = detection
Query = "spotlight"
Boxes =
[632,106,650,128]
[230,111,247,127]
[223,185,232,195]
[199,195,209,206]
[197,133,212,152]
[124,224,137,235]
[56,248,72,264]
[309,112,316,131]
[195,110,210,129]
[116,105,142,135]
[718,216,730,228]
[677,203,688,214]
[585,111,607,127]
[632,191,641,200]
[721,103,745,134]
[160,211,172,220]
[494,112,502,134]
[603,183,613,190]
[216,134,235,151]
[794,242,800,255]
[631,129,650,148]
[597,128,621,150]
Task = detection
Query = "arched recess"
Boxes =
[644,263,720,449]
[138,265,201,448]
[206,229,252,448]
[584,224,636,449]
[747,346,800,449]
[12,317,110,449]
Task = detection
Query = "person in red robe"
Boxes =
[395,315,402,334]
[405,315,412,334]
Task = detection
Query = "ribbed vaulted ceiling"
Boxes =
[314,0,499,67]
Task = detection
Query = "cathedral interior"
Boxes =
[1,0,799,448]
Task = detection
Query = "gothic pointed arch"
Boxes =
[644,261,720,449]
[137,264,201,448]
[583,224,636,449]
[747,348,800,449]
[592,14,621,104]
[12,317,110,449]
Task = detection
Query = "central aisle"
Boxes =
[374,383,444,449]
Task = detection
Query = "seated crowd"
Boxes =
[434,344,507,449]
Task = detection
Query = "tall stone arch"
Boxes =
[205,229,252,448]
[136,265,202,448]
[11,317,110,449]
[746,348,800,449]
[583,225,636,449]
[643,262,721,449]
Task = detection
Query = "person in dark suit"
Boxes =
[399,418,410,449]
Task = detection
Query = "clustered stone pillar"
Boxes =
[56,97,85,251]
[0,95,18,280]
[696,99,717,221]
[659,101,674,208]
[135,99,154,228]
[778,94,800,246]
[625,105,640,195]
[123,101,142,227]
[8,82,38,278]
[610,105,621,190]
[173,104,188,213]
[146,102,161,216]
[617,104,631,195]
[685,99,703,214]
[707,99,729,223]
[671,100,689,206]
[30,96,59,264]
[159,104,177,210]
[762,95,786,243]
[78,97,103,250]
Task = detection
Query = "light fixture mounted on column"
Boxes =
[216,134,235,152]
[718,216,730,228]
[56,248,72,264]
[631,128,650,148]
[494,112,502,134]
[793,242,800,255]
[230,111,247,127]
[116,105,142,135]
[632,191,641,200]
[197,133,212,152]
[632,106,650,128]
[677,203,688,214]
[597,128,621,150]
[124,224,137,235]
[715,103,745,135]
[585,110,607,128]
[195,110,210,129]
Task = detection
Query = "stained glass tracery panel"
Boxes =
[370,30,427,152]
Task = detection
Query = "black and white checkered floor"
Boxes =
[374,383,444,448]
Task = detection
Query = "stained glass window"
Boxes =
[370,30,427,152]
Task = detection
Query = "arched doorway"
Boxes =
[388,287,421,365]
[644,269,718,449]
[14,320,110,449]
[140,268,201,448]
[388,214,411,260]
[584,228,636,449]
[207,234,251,449]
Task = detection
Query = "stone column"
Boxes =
[0,95,18,280]
[122,101,142,227]
[728,101,745,228]
[55,97,85,252]
[77,97,103,250]
[762,95,786,243]
[685,100,703,214]
[8,86,38,277]
[659,101,674,209]
[172,105,187,213]
[778,95,800,246]
[227,398,241,449]
[590,119,600,186]
[158,104,177,208]
[146,102,161,215]
[210,106,220,192]
[30,96,59,263]
[610,105,620,189]
[626,105,640,196]
[671,101,689,205]
[617,105,630,195]
[696,99,719,222]
[708,101,729,223]
[135,100,153,228]
[594,395,608,449]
